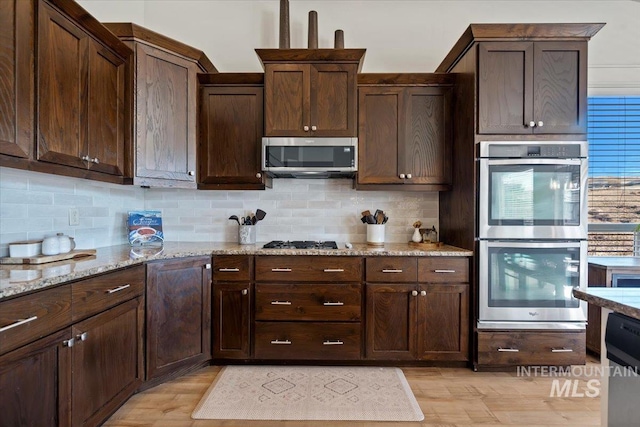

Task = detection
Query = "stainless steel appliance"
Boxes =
[262,240,339,249]
[478,141,588,240]
[605,312,640,426]
[262,137,357,178]
[477,140,588,329]
[611,274,640,288]
[478,240,587,327]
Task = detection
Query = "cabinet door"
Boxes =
[72,298,143,427]
[135,43,197,185]
[402,87,451,184]
[365,284,416,360]
[213,283,251,359]
[0,0,33,159]
[357,87,403,184]
[478,42,534,135]
[146,257,212,381]
[86,40,126,176]
[37,0,89,169]
[264,64,309,136]
[310,64,357,137]
[0,329,72,427]
[199,86,265,188]
[533,41,587,134]
[417,284,469,361]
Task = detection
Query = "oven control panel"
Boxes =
[484,143,585,159]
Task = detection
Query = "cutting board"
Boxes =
[408,241,444,249]
[0,249,97,265]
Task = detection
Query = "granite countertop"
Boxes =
[0,242,472,300]
[573,288,640,321]
[587,256,640,268]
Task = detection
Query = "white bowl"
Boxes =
[9,240,43,258]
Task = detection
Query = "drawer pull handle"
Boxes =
[271,301,292,305]
[551,348,574,353]
[382,269,403,273]
[219,268,240,272]
[323,269,344,273]
[323,302,344,306]
[272,268,292,272]
[323,340,344,346]
[434,269,456,273]
[270,339,292,345]
[106,284,131,294]
[497,347,519,352]
[0,315,38,333]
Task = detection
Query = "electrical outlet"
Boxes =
[69,208,80,226]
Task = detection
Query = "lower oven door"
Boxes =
[479,240,587,323]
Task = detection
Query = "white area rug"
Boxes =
[191,366,424,421]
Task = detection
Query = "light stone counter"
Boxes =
[0,242,472,300]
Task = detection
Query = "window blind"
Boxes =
[587,96,640,255]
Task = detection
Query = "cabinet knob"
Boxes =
[256,172,262,179]
[399,173,406,179]
[303,125,310,132]
[406,173,412,179]
[420,290,427,296]
[63,338,75,348]
[537,121,544,128]
[311,125,317,131]
[528,121,536,128]
[81,155,91,162]
[411,290,418,297]
[242,289,248,295]
[76,332,88,342]
[188,170,195,176]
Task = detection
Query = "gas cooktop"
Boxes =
[262,240,338,250]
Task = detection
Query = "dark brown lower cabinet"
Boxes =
[146,256,212,381]
[365,283,469,361]
[0,328,72,427]
[213,283,251,359]
[71,298,143,427]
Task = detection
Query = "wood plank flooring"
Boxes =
[104,357,601,426]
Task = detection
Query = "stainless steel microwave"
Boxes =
[262,137,357,178]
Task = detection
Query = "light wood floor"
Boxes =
[104,357,601,427]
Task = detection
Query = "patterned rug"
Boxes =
[191,366,424,421]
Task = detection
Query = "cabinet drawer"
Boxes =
[254,322,361,360]
[255,284,361,321]
[0,285,72,355]
[256,256,362,282]
[366,257,417,282]
[72,266,145,322]
[418,258,469,283]
[213,255,252,282]
[477,330,586,366]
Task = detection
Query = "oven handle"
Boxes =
[482,158,582,166]
[481,240,585,250]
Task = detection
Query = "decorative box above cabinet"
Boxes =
[356,74,454,190]
[198,73,270,190]
[104,23,217,188]
[256,49,365,137]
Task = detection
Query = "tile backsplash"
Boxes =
[0,167,438,256]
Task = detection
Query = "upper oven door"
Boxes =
[479,157,587,239]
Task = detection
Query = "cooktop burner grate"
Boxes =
[262,240,338,250]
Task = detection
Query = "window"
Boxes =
[588,96,640,256]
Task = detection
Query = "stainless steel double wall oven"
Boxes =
[477,141,588,329]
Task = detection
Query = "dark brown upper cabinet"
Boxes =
[104,23,217,188]
[198,73,270,190]
[256,49,365,137]
[357,74,453,190]
[478,41,587,135]
[36,0,131,180]
[0,0,34,161]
